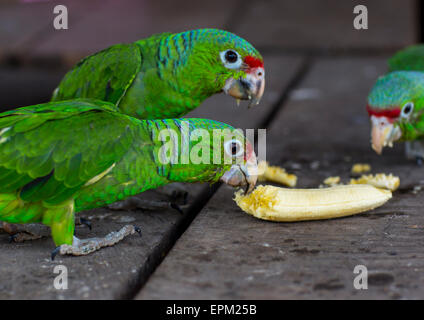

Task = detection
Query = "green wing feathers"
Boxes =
[0,100,134,204]
[0,100,137,244]
[51,44,142,106]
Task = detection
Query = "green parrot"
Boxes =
[0,99,258,258]
[388,44,424,72]
[367,45,424,162]
[51,29,265,119]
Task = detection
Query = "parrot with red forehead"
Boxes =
[366,45,424,163]
[51,29,265,119]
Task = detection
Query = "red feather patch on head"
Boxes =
[244,56,264,69]
[366,105,401,119]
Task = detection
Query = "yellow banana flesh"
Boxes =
[351,163,371,174]
[257,161,297,187]
[349,174,400,192]
[234,184,392,222]
[323,176,341,186]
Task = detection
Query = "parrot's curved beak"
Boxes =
[370,115,402,154]
[224,67,265,108]
[220,156,258,194]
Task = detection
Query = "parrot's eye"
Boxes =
[224,139,244,157]
[220,50,242,69]
[225,50,238,63]
[401,102,414,118]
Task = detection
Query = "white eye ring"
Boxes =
[220,50,242,69]
[224,139,244,157]
[401,102,414,118]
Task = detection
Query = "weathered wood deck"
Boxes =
[0,0,423,299]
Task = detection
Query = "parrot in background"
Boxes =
[0,99,258,258]
[51,29,265,119]
[366,44,424,163]
[388,44,424,73]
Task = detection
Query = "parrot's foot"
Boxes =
[2,218,93,243]
[51,225,141,260]
[405,141,424,165]
[108,196,186,214]
[2,222,50,243]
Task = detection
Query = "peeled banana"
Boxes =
[234,184,392,222]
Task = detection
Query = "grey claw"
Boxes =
[134,226,142,237]
[8,234,17,243]
[80,218,92,230]
[51,246,61,261]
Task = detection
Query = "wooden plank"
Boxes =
[0,0,87,60]
[1,0,417,66]
[233,0,417,51]
[137,57,424,299]
[0,54,302,299]
[28,0,245,66]
[0,188,191,299]
[0,0,52,55]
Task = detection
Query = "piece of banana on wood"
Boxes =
[349,174,400,192]
[257,161,297,187]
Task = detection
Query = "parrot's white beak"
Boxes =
[220,152,258,194]
[370,115,402,154]
[223,67,265,108]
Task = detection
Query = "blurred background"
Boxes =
[0,0,418,109]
